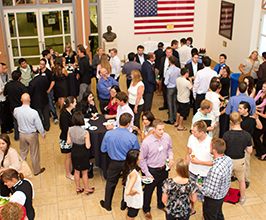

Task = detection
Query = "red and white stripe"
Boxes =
[134,0,195,35]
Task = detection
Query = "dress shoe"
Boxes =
[157,206,166,212]
[85,187,95,195]
[76,188,84,194]
[144,212,152,220]
[245,182,250,189]
[163,120,174,125]
[158,106,167,111]
[34,167,45,176]
[100,200,112,211]
[231,176,237,182]
[6,130,13,134]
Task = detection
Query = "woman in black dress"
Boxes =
[53,57,68,109]
[76,91,98,118]
[63,43,77,65]
[1,169,35,220]
[59,96,76,180]
[67,112,95,195]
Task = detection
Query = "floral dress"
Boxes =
[162,178,197,219]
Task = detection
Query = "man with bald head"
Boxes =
[14,93,46,176]
[97,68,119,114]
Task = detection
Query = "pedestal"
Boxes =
[103,41,117,54]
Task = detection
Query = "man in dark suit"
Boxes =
[29,67,50,131]
[185,52,203,114]
[158,47,181,111]
[141,53,157,112]
[154,42,164,74]
[257,51,266,92]
[135,45,147,65]
[170,39,180,60]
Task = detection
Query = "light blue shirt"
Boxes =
[186,58,202,64]
[97,77,119,99]
[225,93,256,115]
[164,65,181,88]
[101,127,140,161]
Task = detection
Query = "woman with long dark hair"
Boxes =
[59,96,76,180]
[237,76,256,98]
[0,134,20,197]
[122,149,143,220]
[104,85,121,119]
[76,91,98,118]
[220,65,231,99]
[1,169,35,220]
[53,56,68,109]
[67,112,94,195]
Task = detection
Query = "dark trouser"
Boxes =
[162,77,168,108]
[0,100,13,133]
[129,103,144,128]
[99,98,110,114]
[104,160,125,208]
[126,79,132,89]
[203,196,225,220]
[219,113,229,138]
[253,118,266,156]
[166,213,190,220]
[166,88,177,123]
[36,104,50,131]
[143,167,168,213]
[13,116,19,141]
[256,80,264,93]
[27,208,35,220]
[47,89,58,120]
[195,94,206,113]
[0,180,11,196]
[143,92,154,112]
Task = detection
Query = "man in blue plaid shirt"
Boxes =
[199,138,234,220]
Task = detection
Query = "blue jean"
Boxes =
[48,90,58,120]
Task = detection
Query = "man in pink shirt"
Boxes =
[139,119,175,220]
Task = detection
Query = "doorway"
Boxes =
[3,7,75,70]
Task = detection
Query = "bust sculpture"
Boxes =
[102,25,117,42]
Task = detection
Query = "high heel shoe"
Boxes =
[76,188,84,194]
[85,187,95,195]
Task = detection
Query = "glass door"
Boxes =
[4,9,42,69]
[4,7,75,70]
[39,7,75,55]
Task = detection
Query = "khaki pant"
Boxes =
[212,121,220,138]
[245,151,250,183]
[232,158,246,181]
[19,132,41,175]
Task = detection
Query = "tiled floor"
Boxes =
[8,74,266,220]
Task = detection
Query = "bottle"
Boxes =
[165,157,170,171]
[190,151,195,159]
[223,99,226,106]
[197,174,203,184]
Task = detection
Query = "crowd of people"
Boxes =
[0,36,266,220]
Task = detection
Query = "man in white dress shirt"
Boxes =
[106,92,134,132]
[109,48,121,81]
[205,81,222,138]
[177,38,191,68]
[193,56,217,113]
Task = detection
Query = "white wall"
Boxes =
[100,0,208,60]
[205,0,261,72]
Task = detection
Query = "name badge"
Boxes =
[158,145,163,152]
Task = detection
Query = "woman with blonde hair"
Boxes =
[96,53,112,80]
[238,51,260,84]
[52,56,68,109]
[128,70,144,129]
[162,158,197,220]
[63,43,77,65]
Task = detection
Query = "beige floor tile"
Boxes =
[35,204,59,220]
[59,207,86,220]
[244,203,266,219]
[226,215,252,220]
[223,202,247,218]
[84,199,113,217]
[58,195,84,210]
[86,214,114,220]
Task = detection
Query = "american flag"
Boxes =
[134,0,195,35]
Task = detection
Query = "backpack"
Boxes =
[224,188,240,204]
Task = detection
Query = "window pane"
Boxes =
[90,0,97,2]
[63,11,70,34]
[11,40,19,57]
[14,57,40,67]
[259,36,266,56]
[63,0,72,3]
[42,11,62,36]
[3,0,13,6]
[16,0,36,5]
[261,14,266,35]
[17,12,37,37]
[20,38,39,56]
[8,13,17,38]
[45,37,64,54]
[90,6,98,34]
[40,0,59,4]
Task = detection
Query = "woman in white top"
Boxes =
[128,70,144,128]
[122,149,143,220]
[0,134,20,197]
[238,51,260,84]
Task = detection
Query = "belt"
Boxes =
[153,165,166,170]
